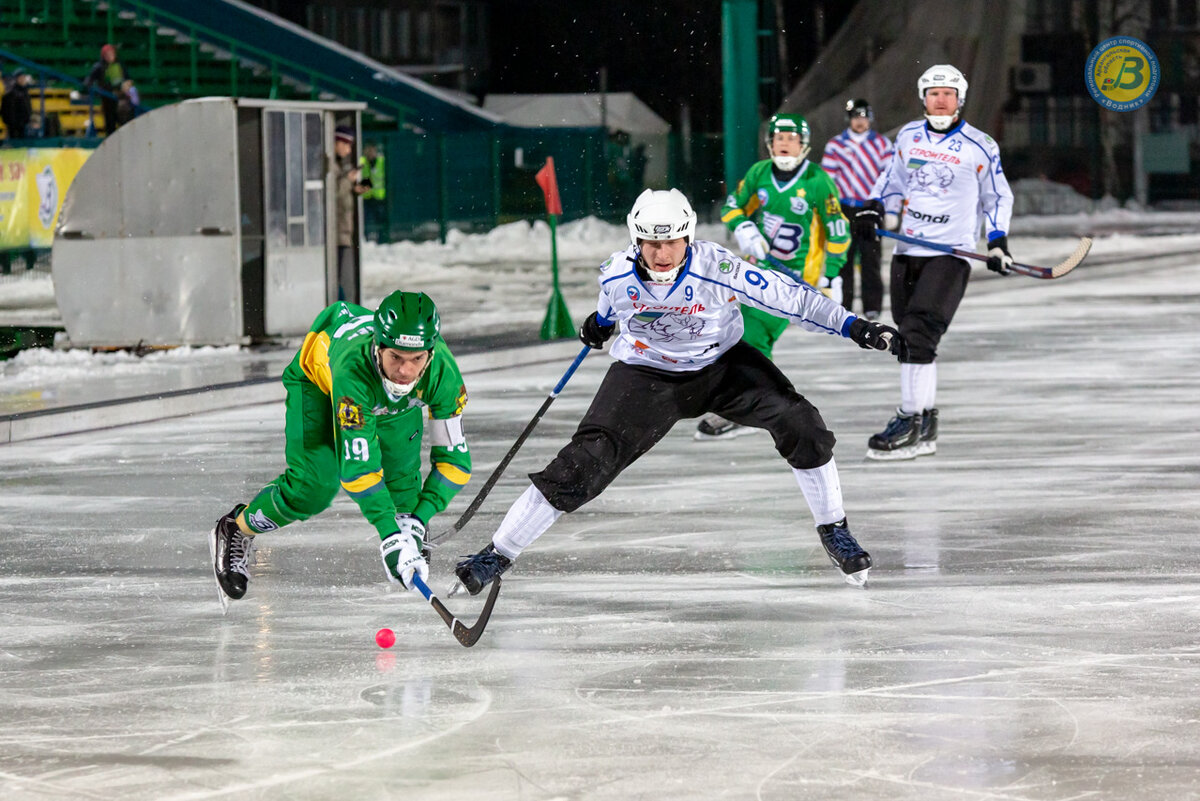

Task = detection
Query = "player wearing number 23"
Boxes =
[209,291,472,606]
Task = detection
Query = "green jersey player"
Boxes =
[697,113,852,440]
[209,291,472,608]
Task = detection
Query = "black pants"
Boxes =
[843,231,883,315]
[531,341,836,512]
[890,254,971,364]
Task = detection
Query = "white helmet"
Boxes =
[626,188,696,283]
[627,188,696,245]
[918,64,967,130]
[917,64,968,104]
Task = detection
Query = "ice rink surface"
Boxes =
[3,247,1200,800]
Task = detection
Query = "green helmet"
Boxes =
[373,291,440,351]
[764,113,811,170]
[765,113,811,147]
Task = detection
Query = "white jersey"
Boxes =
[870,119,1013,257]
[594,240,853,372]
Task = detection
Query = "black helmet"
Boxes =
[845,98,873,121]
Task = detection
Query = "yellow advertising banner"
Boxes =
[0,148,92,250]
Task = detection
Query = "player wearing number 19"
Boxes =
[209,291,471,606]
[697,113,851,440]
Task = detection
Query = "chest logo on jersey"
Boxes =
[627,285,640,301]
[789,196,810,215]
[910,162,956,195]
[756,188,770,205]
[337,397,364,430]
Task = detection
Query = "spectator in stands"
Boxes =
[1,68,33,141]
[335,126,368,302]
[116,78,140,126]
[358,141,387,243]
[83,43,126,136]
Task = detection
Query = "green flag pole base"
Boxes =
[539,212,573,340]
[540,288,574,341]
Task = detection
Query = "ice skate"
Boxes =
[866,408,922,461]
[693,413,756,441]
[209,504,255,613]
[816,518,871,587]
[917,407,938,456]
[454,543,512,596]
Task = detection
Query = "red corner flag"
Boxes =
[535,157,564,216]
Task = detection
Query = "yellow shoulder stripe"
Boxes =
[299,331,333,395]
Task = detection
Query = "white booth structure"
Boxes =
[53,97,366,347]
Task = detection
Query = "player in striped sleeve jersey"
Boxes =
[820,98,894,320]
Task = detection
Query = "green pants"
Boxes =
[241,370,422,534]
[740,305,789,360]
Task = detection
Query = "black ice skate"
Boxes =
[817,518,871,587]
[866,408,923,461]
[918,407,938,456]
[209,504,255,612]
[455,543,512,596]
[693,413,756,441]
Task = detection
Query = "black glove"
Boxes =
[851,200,884,242]
[848,316,907,359]
[579,311,615,349]
[986,235,1013,276]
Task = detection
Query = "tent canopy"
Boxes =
[483,92,671,135]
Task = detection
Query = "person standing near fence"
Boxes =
[83,44,126,136]
[359,141,387,243]
[820,98,894,320]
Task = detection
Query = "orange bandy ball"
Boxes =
[375,628,396,649]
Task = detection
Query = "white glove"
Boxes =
[884,212,900,231]
[733,220,769,262]
[818,274,844,305]
[380,515,428,591]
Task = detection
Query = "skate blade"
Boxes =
[693,426,758,442]
[446,580,467,597]
[843,567,869,588]
[866,444,920,461]
[916,441,937,457]
[207,524,231,616]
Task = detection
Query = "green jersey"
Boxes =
[285,301,471,537]
[721,159,851,286]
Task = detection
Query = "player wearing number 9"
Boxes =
[453,189,903,597]
[209,291,472,605]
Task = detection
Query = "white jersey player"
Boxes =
[594,240,850,372]
[851,64,1016,461]
[455,188,905,595]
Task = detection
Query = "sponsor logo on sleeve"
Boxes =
[337,396,364,430]
[718,260,734,273]
[454,384,467,415]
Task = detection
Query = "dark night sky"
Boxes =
[249,0,858,133]
[485,0,857,132]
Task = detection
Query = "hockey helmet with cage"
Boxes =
[374,291,440,352]
[373,291,440,399]
[626,188,696,245]
[845,98,873,121]
[917,64,968,104]
[764,113,811,170]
